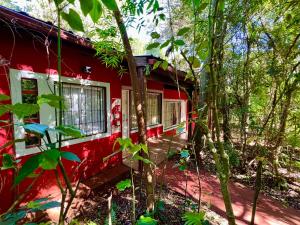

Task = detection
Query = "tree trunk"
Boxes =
[207,0,236,224]
[250,160,262,225]
[113,9,155,211]
[273,89,292,177]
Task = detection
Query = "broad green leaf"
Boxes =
[80,0,93,16]
[137,215,157,225]
[55,125,83,138]
[199,3,208,12]
[193,0,201,8]
[178,164,187,171]
[61,151,81,162]
[219,0,225,12]
[101,0,118,11]
[180,150,190,158]
[0,104,12,117]
[140,144,148,154]
[90,0,102,23]
[177,27,190,36]
[134,155,153,164]
[146,42,160,50]
[39,149,60,170]
[2,210,27,225]
[61,9,84,32]
[14,154,40,185]
[1,153,16,170]
[156,200,165,211]
[54,0,64,6]
[23,123,49,137]
[27,199,60,211]
[0,94,10,101]
[151,32,160,39]
[37,94,65,109]
[174,39,185,46]
[116,179,131,191]
[160,39,171,49]
[153,61,161,70]
[188,56,201,68]
[67,0,75,4]
[161,60,168,70]
[12,103,40,119]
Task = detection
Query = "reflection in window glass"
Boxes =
[60,83,106,136]
[163,101,181,129]
[130,91,162,130]
[21,78,40,147]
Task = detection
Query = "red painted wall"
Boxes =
[0,26,123,212]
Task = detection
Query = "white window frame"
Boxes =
[9,69,111,157]
[163,99,187,132]
[121,86,163,134]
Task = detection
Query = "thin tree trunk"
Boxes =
[113,9,155,211]
[250,160,262,225]
[207,0,236,224]
[273,89,292,177]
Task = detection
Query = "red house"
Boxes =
[0,6,193,212]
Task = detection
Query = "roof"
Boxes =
[0,5,193,89]
[0,5,93,50]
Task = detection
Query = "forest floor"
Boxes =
[75,181,227,225]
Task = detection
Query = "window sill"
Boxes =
[130,124,163,133]
[16,131,111,157]
[163,124,183,132]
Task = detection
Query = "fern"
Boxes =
[182,211,210,225]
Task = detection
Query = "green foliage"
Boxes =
[116,179,131,191]
[61,151,81,162]
[14,154,40,185]
[182,211,209,225]
[136,215,157,225]
[224,143,240,168]
[0,94,10,101]
[104,202,117,225]
[151,32,160,39]
[180,149,190,158]
[61,9,84,32]
[177,27,190,36]
[1,153,16,170]
[146,42,160,50]
[37,94,65,109]
[0,198,60,225]
[38,149,60,170]
[101,0,118,11]
[79,0,93,16]
[90,0,102,23]
[0,103,40,119]
[174,39,185,46]
[55,125,83,138]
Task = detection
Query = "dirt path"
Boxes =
[156,162,300,225]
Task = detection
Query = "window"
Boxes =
[21,78,40,147]
[60,83,107,136]
[163,101,181,129]
[130,91,162,130]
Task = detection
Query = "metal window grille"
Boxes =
[21,78,40,148]
[130,91,162,130]
[59,83,107,136]
[163,101,181,128]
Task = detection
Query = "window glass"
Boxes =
[21,78,40,147]
[163,101,181,129]
[60,83,106,136]
[130,91,162,130]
